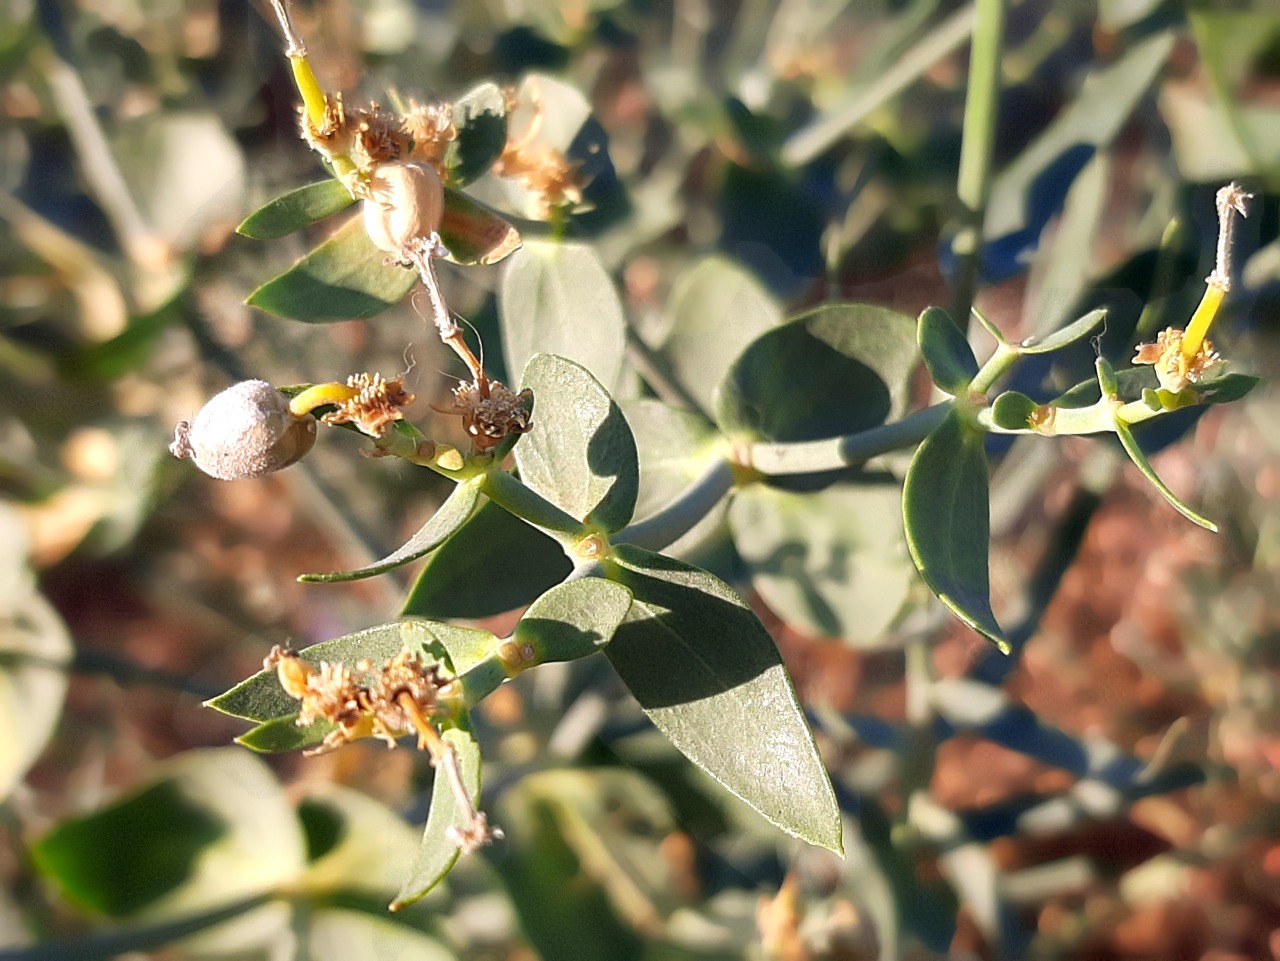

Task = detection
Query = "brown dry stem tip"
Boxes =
[438,379,532,454]
[1210,182,1252,292]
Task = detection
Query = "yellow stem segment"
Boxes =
[288,382,359,417]
[290,55,328,133]
[1181,282,1224,362]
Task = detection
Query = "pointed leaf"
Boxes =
[1114,418,1217,531]
[246,216,417,321]
[391,723,482,909]
[500,239,626,393]
[718,303,918,442]
[402,499,571,620]
[660,257,781,414]
[902,411,1007,651]
[299,479,483,582]
[446,82,508,186]
[516,354,639,532]
[918,306,979,395]
[236,180,355,240]
[1016,308,1107,355]
[603,545,842,853]
[514,578,633,663]
[730,482,913,647]
[439,189,522,266]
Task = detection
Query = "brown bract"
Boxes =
[402,99,456,171]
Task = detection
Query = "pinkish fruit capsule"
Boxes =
[363,161,445,259]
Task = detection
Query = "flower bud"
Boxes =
[363,161,445,258]
[171,380,316,480]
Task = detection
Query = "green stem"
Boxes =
[0,896,271,961]
[948,0,1006,330]
[748,403,952,477]
[615,459,736,552]
[480,470,588,544]
[969,340,1018,395]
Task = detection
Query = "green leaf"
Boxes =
[236,180,355,240]
[1114,418,1217,531]
[32,780,225,917]
[236,715,335,754]
[446,82,508,186]
[1194,372,1259,406]
[990,391,1038,431]
[986,30,1175,240]
[206,622,409,724]
[500,239,627,393]
[439,189,522,266]
[516,354,639,533]
[493,768,676,961]
[729,482,913,647]
[1016,308,1106,355]
[917,306,978,394]
[514,578,633,663]
[299,479,483,582]
[718,303,918,442]
[902,411,1007,651]
[603,545,842,853]
[659,256,781,415]
[391,723,482,910]
[402,499,572,620]
[246,216,417,322]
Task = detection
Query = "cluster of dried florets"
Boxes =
[1132,328,1223,393]
[442,380,533,454]
[494,84,586,217]
[320,372,415,437]
[302,96,456,183]
[266,644,501,853]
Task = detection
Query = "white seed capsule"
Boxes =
[171,380,316,480]
[363,161,445,258]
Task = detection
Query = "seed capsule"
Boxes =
[363,161,445,259]
[171,380,316,480]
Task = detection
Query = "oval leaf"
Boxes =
[514,578,633,663]
[236,180,355,240]
[660,257,781,414]
[246,216,417,322]
[990,390,1038,431]
[603,544,842,853]
[402,499,572,620]
[516,353,639,533]
[299,479,483,582]
[440,189,522,266]
[718,303,918,443]
[500,239,627,393]
[730,482,913,647]
[902,411,1008,651]
[446,82,508,186]
[391,722,482,909]
[917,306,978,395]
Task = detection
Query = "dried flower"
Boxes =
[349,101,410,171]
[402,99,456,171]
[171,380,316,480]
[493,83,586,217]
[300,93,353,159]
[1133,327,1223,394]
[319,372,415,437]
[443,379,532,453]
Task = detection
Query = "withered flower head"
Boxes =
[265,646,371,753]
[359,648,447,748]
[321,372,415,437]
[349,101,410,171]
[492,83,587,217]
[402,99,457,171]
[1133,327,1223,394]
[447,379,532,453]
[300,93,352,158]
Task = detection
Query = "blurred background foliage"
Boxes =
[1,0,1278,958]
